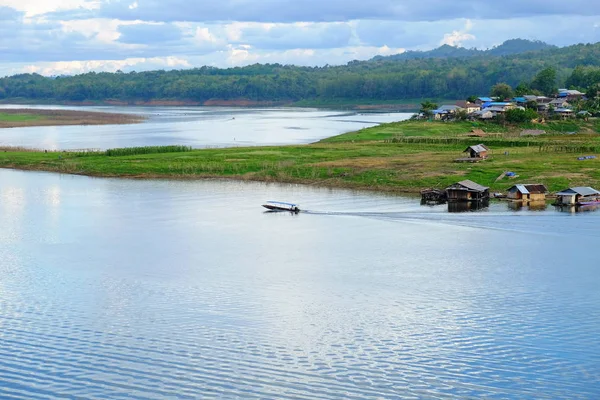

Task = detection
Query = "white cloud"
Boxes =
[20,56,191,75]
[441,19,475,47]
[0,0,99,17]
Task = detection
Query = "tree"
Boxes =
[466,95,478,103]
[419,100,438,118]
[531,67,557,96]
[490,83,514,100]
[514,82,531,96]
[505,108,539,123]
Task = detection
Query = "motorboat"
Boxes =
[262,201,300,213]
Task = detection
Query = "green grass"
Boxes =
[0,112,41,122]
[105,145,193,156]
[1,119,599,193]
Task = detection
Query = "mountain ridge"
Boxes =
[372,39,557,61]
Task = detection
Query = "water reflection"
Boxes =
[0,169,599,399]
[447,200,489,213]
[0,105,411,150]
[555,204,600,213]
[507,200,548,211]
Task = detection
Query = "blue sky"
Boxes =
[1,0,600,77]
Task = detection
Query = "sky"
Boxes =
[1,0,600,77]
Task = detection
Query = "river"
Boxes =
[0,107,598,399]
[0,105,410,150]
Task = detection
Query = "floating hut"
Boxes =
[554,187,600,206]
[446,180,490,202]
[507,184,548,202]
[420,188,447,204]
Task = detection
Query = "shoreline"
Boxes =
[0,119,599,195]
[0,108,145,129]
[0,98,422,112]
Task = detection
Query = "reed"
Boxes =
[105,145,193,156]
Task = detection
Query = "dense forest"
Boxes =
[3,39,600,104]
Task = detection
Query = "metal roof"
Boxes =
[464,144,488,154]
[439,105,461,111]
[509,184,547,194]
[556,187,600,196]
[452,180,489,192]
[478,97,493,102]
[515,184,529,194]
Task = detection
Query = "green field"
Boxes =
[1,120,599,193]
[0,112,42,122]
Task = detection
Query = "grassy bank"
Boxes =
[0,109,144,128]
[0,120,599,193]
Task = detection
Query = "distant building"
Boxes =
[558,89,586,101]
[446,180,490,202]
[472,109,494,120]
[507,184,548,201]
[475,97,493,105]
[464,144,489,159]
[555,187,600,205]
[456,101,481,113]
[481,102,516,112]
[550,98,570,108]
[553,108,574,118]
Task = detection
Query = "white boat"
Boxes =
[262,201,300,212]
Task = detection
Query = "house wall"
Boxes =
[447,190,472,201]
[557,194,576,205]
[530,193,546,201]
[507,191,522,200]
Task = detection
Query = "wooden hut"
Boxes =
[507,184,548,201]
[446,180,490,202]
[464,144,489,159]
[555,187,600,205]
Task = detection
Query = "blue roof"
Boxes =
[478,97,493,102]
[483,102,512,108]
[512,97,526,102]
[558,92,568,97]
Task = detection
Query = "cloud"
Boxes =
[93,0,600,23]
[225,22,353,50]
[0,0,99,17]
[117,22,183,44]
[2,1,600,77]
[19,56,191,76]
[441,19,475,47]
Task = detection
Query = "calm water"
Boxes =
[0,169,599,399]
[0,105,410,150]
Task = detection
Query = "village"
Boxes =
[429,89,589,121]
[419,89,600,211]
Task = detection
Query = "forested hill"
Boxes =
[372,39,556,61]
[2,40,600,105]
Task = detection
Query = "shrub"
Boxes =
[105,145,193,156]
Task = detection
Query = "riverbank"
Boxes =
[0,120,599,193]
[0,97,430,111]
[0,109,144,128]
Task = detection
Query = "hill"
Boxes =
[2,39,600,105]
[372,39,556,61]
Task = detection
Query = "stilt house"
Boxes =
[446,180,490,202]
[555,187,600,205]
[507,184,548,201]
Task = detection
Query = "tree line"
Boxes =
[3,41,600,104]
